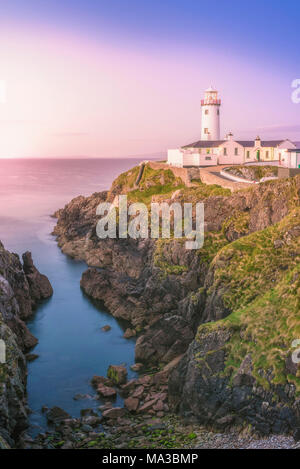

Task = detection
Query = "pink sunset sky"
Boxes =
[0,1,299,159]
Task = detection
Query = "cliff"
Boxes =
[53,163,300,436]
[0,242,53,447]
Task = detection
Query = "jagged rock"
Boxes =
[124,328,136,338]
[0,241,54,447]
[26,353,39,362]
[22,251,53,307]
[135,316,194,365]
[169,326,299,435]
[46,406,71,424]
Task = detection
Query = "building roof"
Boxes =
[235,141,255,147]
[182,140,225,149]
[182,139,292,149]
[237,140,287,147]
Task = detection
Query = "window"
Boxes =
[266,151,269,158]
[223,147,227,156]
[234,148,238,155]
[246,151,250,159]
[205,109,209,115]
[206,148,211,154]
[205,156,211,160]
[204,128,209,134]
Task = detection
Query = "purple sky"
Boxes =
[0,0,299,158]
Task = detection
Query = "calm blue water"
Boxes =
[0,158,151,435]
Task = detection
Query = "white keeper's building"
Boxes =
[167,87,298,168]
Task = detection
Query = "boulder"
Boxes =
[102,407,125,419]
[120,379,138,395]
[101,325,111,332]
[132,385,145,399]
[124,397,139,412]
[153,400,164,412]
[97,384,117,398]
[138,399,158,414]
[46,407,71,424]
[91,375,113,387]
[107,365,127,385]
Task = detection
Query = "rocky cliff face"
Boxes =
[0,241,53,447]
[53,164,300,435]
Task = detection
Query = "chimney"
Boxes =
[255,136,261,147]
[227,132,234,141]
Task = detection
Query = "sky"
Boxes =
[0,0,299,158]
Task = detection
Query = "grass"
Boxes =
[222,210,250,238]
[223,266,300,391]
[209,208,300,311]
[196,208,300,393]
[179,183,231,202]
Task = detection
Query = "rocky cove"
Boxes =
[1,161,300,449]
[50,163,300,446]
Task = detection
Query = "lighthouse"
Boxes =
[201,86,221,140]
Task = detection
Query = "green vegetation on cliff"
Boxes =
[110,163,231,206]
[128,165,184,205]
[197,208,300,393]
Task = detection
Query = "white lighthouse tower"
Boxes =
[201,86,221,140]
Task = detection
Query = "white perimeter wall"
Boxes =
[167,149,183,167]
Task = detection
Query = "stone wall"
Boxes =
[148,161,200,186]
[278,167,300,178]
